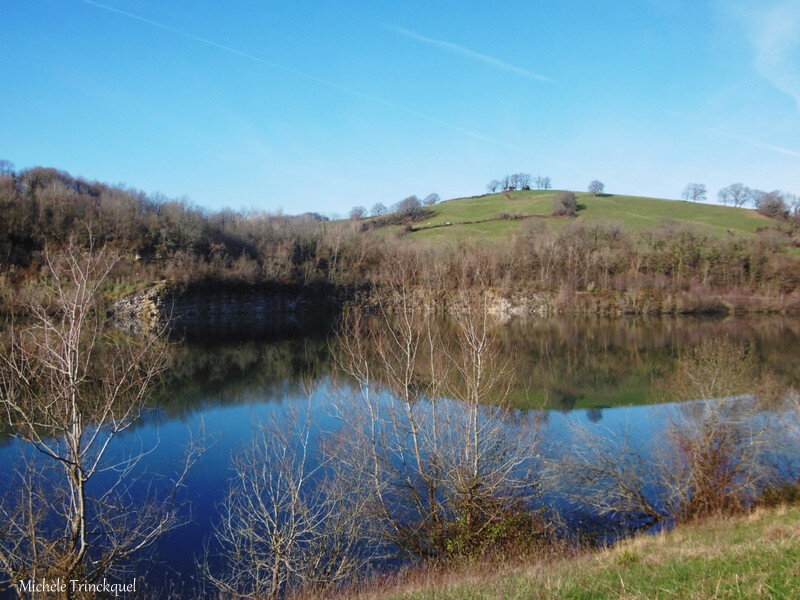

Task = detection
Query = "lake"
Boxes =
[1,315,799,597]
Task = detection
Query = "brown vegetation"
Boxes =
[552,337,790,534]
[2,165,799,319]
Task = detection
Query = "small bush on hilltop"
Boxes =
[551,192,577,216]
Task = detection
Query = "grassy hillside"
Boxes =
[371,504,800,599]
[376,191,776,244]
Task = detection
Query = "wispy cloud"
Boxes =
[79,0,581,172]
[737,1,800,111]
[384,24,555,83]
[80,0,586,173]
[705,127,800,160]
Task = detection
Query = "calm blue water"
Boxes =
[1,316,799,597]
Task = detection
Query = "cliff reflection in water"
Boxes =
[152,315,800,416]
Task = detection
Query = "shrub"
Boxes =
[551,192,578,216]
[756,192,789,219]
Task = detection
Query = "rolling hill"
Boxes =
[372,190,779,245]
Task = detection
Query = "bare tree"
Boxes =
[717,183,749,207]
[745,188,764,208]
[370,202,387,217]
[553,338,775,532]
[588,180,604,196]
[332,283,549,560]
[681,183,706,203]
[486,180,500,193]
[0,241,202,593]
[349,205,367,220]
[662,398,771,521]
[786,193,799,218]
[0,159,14,177]
[755,190,789,218]
[394,196,422,217]
[518,173,532,190]
[423,193,440,206]
[551,192,577,216]
[658,339,773,520]
[531,175,553,190]
[550,424,666,531]
[201,401,377,600]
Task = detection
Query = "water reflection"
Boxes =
[0,315,798,598]
[150,334,333,418]
[154,315,800,415]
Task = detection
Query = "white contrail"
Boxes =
[723,0,800,112]
[705,127,800,160]
[749,1,800,112]
[79,0,581,172]
[385,24,555,83]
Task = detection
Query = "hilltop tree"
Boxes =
[755,190,789,218]
[588,180,605,196]
[681,183,706,203]
[747,189,764,208]
[787,193,799,218]
[394,195,422,216]
[717,183,749,207]
[423,193,440,206]
[370,202,387,216]
[489,174,537,193]
[349,206,367,220]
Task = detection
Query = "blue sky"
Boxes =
[1,0,798,215]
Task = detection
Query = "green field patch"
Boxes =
[370,191,778,245]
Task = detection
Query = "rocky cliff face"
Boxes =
[109,282,354,337]
[110,281,799,336]
[110,283,168,332]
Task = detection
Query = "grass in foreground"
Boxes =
[365,505,800,599]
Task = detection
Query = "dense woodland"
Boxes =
[2,164,800,314]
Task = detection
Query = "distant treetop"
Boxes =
[423,193,440,206]
[487,173,550,193]
[681,183,707,203]
[588,180,604,196]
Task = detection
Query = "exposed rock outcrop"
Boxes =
[109,281,358,337]
[110,281,800,335]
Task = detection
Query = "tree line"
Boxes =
[682,181,799,217]
[1,163,799,318]
[487,173,552,193]
[350,192,440,221]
